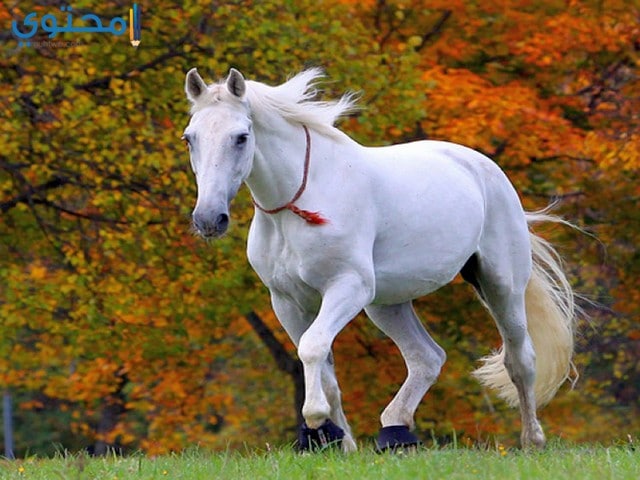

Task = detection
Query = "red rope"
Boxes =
[252,126,328,225]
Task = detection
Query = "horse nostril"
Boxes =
[216,213,229,232]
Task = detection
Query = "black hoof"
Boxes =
[297,419,345,451]
[376,425,420,453]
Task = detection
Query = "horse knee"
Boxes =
[409,345,446,383]
[434,343,447,367]
[298,331,330,365]
[420,361,444,386]
[504,338,536,386]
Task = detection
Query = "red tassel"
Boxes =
[288,205,329,225]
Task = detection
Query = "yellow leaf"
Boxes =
[30,265,47,280]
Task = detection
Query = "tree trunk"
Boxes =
[244,311,304,426]
[92,375,127,456]
[3,390,15,459]
[92,399,123,456]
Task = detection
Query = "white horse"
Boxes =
[182,67,576,452]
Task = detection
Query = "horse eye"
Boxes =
[181,135,191,149]
[236,133,248,146]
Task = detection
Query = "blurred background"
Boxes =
[1,0,638,456]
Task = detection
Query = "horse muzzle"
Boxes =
[192,211,230,238]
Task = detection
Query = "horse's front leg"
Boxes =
[297,272,374,446]
[271,291,357,452]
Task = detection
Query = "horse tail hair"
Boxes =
[472,211,578,408]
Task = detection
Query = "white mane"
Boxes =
[245,69,358,138]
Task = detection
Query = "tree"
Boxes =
[1,0,638,454]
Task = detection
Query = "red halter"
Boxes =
[252,125,328,225]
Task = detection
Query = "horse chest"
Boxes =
[269,249,301,289]
[247,221,315,295]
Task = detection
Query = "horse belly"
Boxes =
[371,228,480,304]
[369,164,485,305]
[372,257,468,305]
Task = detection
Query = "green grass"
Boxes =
[1,442,637,480]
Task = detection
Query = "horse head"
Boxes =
[183,68,255,238]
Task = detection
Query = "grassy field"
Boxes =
[0,442,637,480]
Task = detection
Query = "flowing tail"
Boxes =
[472,212,578,408]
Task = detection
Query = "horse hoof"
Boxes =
[376,425,420,453]
[297,419,345,452]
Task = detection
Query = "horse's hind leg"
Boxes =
[365,302,446,449]
[469,246,546,448]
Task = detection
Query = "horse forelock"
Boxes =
[189,82,242,115]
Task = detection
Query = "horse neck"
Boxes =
[246,116,311,211]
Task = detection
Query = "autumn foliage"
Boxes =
[1,0,638,455]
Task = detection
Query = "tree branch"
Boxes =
[244,311,304,426]
[0,175,70,213]
[415,9,452,51]
[74,34,193,93]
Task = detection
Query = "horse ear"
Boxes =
[227,68,246,98]
[185,68,207,102]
